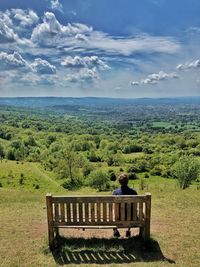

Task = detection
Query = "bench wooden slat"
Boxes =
[72,203,77,222]
[85,203,89,223]
[103,203,107,222]
[60,203,65,222]
[115,203,119,222]
[90,203,95,222]
[53,221,144,227]
[78,203,83,223]
[52,196,146,203]
[97,202,101,222]
[139,202,143,223]
[54,203,59,222]
[67,203,71,222]
[109,203,113,222]
[132,203,137,221]
[120,202,125,221]
[127,203,131,221]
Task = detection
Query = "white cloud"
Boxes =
[30,11,179,57]
[31,58,56,74]
[176,59,200,70]
[0,51,28,69]
[50,0,63,11]
[85,32,180,56]
[11,9,39,27]
[130,71,179,86]
[31,12,92,46]
[0,14,18,43]
[61,55,110,70]
[0,10,33,45]
[66,67,99,82]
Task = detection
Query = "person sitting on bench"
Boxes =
[112,173,137,238]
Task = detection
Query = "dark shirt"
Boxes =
[112,185,137,195]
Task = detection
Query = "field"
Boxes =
[0,98,200,266]
[0,160,200,267]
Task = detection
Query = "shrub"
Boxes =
[172,156,200,189]
[88,170,110,191]
[128,172,138,180]
[108,170,116,181]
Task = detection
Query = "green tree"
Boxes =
[173,156,200,189]
[88,170,110,191]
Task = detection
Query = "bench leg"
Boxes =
[55,227,60,237]
[143,225,150,241]
[48,226,54,249]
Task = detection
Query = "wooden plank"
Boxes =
[103,203,107,222]
[132,203,137,221]
[52,195,146,203]
[60,203,65,222]
[109,203,113,222]
[46,194,54,248]
[66,203,71,222]
[78,203,83,223]
[115,203,119,222]
[139,202,143,223]
[54,203,59,222]
[53,221,144,227]
[127,203,131,222]
[120,202,125,222]
[72,203,77,222]
[96,202,101,222]
[144,193,151,240]
[90,203,95,222]
[85,203,89,223]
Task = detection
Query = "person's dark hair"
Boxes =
[118,173,129,186]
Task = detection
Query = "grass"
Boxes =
[0,160,64,192]
[0,172,200,267]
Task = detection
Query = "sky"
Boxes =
[0,0,200,98]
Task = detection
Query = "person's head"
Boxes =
[118,173,129,186]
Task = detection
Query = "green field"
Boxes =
[0,160,200,267]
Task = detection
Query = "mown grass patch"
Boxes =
[0,176,200,267]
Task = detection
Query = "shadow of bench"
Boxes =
[51,235,175,265]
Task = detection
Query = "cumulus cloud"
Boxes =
[66,67,99,82]
[31,12,92,46]
[61,55,110,70]
[50,0,63,12]
[0,13,18,43]
[176,59,200,70]
[0,10,33,45]
[31,58,56,74]
[0,51,28,69]
[30,11,179,57]
[10,9,39,27]
[130,71,179,86]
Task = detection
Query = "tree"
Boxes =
[59,146,81,183]
[0,144,5,159]
[173,156,200,189]
[89,170,110,191]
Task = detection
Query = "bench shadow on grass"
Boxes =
[52,235,175,265]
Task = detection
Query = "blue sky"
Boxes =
[0,0,200,97]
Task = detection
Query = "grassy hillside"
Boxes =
[0,174,200,267]
[0,160,64,193]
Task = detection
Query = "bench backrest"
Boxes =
[46,193,151,228]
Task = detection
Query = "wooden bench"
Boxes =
[46,193,151,248]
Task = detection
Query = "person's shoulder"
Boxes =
[129,188,138,195]
[112,188,121,195]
